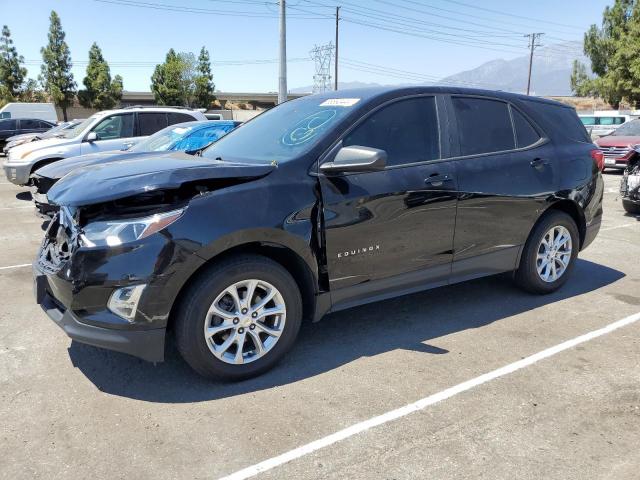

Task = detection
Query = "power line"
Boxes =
[442,0,586,31]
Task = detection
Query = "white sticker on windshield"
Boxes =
[319,98,360,107]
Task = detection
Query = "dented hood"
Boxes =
[47,151,276,207]
[35,151,157,180]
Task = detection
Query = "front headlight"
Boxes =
[80,208,185,247]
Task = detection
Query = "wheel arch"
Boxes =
[543,199,587,249]
[167,241,320,333]
[30,157,64,176]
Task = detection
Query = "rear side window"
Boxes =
[0,119,17,130]
[139,113,169,136]
[511,108,541,148]
[20,119,40,129]
[343,96,440,167]
[580,116,596,126]
[168,112,197,125]
[452,97,514,156]
[615,117,626,125]
[39,121,53,128]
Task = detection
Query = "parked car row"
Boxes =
[3,119,85,154]
[3,106,209,185]
[26,87,605,381]
[31,119,240,217]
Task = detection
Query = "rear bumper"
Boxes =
[582,216,601,251]
[34,265,166,362]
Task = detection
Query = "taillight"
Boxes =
[591,149,604,171]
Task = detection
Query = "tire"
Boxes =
[515,211,579,294]
[175,255,302,380]
[622,199,640,215]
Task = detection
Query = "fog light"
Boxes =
[107,284,146,322]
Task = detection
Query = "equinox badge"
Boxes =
[337,245,380,259]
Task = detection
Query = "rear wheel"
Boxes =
[175,255,302,380]
[515,211,579,294]
[622,199,640,215]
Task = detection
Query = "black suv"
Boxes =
[33,87,603,380]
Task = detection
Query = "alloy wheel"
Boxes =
[203,279,286,365]
[536,225,573,283]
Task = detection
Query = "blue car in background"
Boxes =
[30,120,241,217]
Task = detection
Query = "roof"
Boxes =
[303,86,570,109]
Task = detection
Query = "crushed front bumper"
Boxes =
[33,263,166,362]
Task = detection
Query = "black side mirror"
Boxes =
[320,145,387,174]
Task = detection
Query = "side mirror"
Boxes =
[85,131,98,142]
[320,145,387,174]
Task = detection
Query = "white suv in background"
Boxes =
[3,106,207,186]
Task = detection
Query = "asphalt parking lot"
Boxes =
[1,172,639,480]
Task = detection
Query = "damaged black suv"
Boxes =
[33,87,603,380]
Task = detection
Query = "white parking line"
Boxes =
[601,222,638,232]
[218,311,640,480]
[0,205,33,210]
[0,263,31,271]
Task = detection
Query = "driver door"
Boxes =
[81,113,137,154]
[318,95,458,307]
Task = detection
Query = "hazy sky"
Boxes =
[0,0,612,92]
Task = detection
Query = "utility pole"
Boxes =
[334,6,340,91]
[525,32,543,96]
[278,0,287,104]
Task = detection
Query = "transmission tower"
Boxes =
[310,43,335,94]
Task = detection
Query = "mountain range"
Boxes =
[292,42,589,96]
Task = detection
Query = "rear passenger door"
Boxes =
[447,95,556,279]
[319,95,458,304]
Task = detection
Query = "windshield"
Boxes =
[131,124,195,152]
[612,119,640,136]
[202,95,359,163]
[60,116,98,139]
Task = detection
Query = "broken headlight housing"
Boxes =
[79,208,185,248]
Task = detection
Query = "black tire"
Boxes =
[175,255,302,380]
[622,199,640,215]
[515,211,579,294]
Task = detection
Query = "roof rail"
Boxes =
[121,105,196,110]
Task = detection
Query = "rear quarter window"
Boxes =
[526,101,590,143]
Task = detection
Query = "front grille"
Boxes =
[602,146,631,160]
[37,209,78,273]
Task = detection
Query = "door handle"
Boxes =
[424,174,452,187]
[122,142,134,150]
[530,158,549,168]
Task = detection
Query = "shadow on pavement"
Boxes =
[68,258,624,403]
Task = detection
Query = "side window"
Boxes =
[92,114,134,140]
[168,112,196,125]
[599,117,614,126]
[342,96,440,167]
[20,119,40,129]
[511,108,541,148]
[139,113,169,136]
[0,119,17,130]
[580,117,596,126]
[452,97,514,156]
[615,117,626,125]
[39,121,53,129]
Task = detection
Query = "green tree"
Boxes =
[151,49,198,106]
[21,78,47,103]
[78,43,123,110]
[194,46,215,108]
[40,11,76,120]
[570,60,593,97]
[579,0,640,108]
[0,25,27,101]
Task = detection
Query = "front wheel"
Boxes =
[175,255,302,380]
[515,211,579,294]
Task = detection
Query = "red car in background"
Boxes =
[595,118,640,170]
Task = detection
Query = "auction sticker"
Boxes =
[319,98,360,107]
